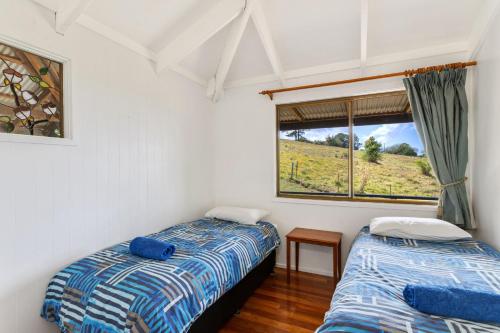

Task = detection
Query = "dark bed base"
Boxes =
[188,249,276,333]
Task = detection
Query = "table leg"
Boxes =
[333,244,339,285]
[295,242,299,272]
[337,241,342,281]
[286,238,291,283]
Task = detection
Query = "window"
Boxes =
[0,40,65,138]
[0,36,73,146]
[276,91,439,204]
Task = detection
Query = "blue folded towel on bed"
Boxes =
[130,237,176,261]
[403,284,500,323]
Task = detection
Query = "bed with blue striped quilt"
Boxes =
[316,226,500,333]
[41,218,280,333]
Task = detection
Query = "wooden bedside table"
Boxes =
[286,227,343,284]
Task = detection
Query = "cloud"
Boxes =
[364,124,399,144]
[362,123,408,145]
[304,128,346,141]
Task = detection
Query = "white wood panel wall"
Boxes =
[212,55,473,277]
[472,11,500,250]
[0,2,214,332]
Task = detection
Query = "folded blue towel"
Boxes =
[130,237,176,261]
[403,284,500,323]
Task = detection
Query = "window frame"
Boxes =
[0,33,75,146]
[275,91,438,206]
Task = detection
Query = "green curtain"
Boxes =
[403,68,474,229]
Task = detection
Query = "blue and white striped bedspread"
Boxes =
[316,227,500,333]
[41,219,280,333]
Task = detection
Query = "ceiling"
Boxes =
[32,0,498,101]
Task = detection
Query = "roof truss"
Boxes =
[31,0,489,101]
[208,0,286,102]
[208,0,255,102]
[156,0,246,74]
[251,0,285,86]
[55,0,94,35]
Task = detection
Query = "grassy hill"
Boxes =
[279,139,440,198]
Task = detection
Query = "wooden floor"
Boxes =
[219,268,335,333]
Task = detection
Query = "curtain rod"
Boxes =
[259,61,477,100]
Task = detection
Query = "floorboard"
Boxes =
[219,268,334,333]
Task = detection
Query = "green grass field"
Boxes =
[279,139,440,198]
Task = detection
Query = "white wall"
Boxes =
[0,1,214,332]
[472,12,500,249]
[213,54,473,276]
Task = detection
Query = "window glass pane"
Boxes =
[278,101,349,196]
[352,93,440,200]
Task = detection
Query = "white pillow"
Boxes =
[205,206,270,225]
[369,217,471,241]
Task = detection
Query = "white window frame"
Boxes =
[0,34,75,146]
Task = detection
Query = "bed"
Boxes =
[41,218,280,333]
[316,226,500,333]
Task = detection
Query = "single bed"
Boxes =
[41,218,280,333]
[316,226,500,333]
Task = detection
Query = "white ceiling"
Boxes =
[367,0,481,57]
[32,0,497,98]
[85,0,220,52]
[226,19,275,81]
[261,0,361,70]
[180,24,231,81]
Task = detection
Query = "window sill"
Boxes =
[0,133,77,146]
[273,196,438,212]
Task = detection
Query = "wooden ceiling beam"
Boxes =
[209,0,254,102]
[280,113,413,131]
[404,101,411,114]
[156,0,246,73]
[292,107,304,121]
[55,0,94,34]
[251,0,285,86]
[226,42,468,89]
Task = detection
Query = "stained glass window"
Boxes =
[0,41,63,137]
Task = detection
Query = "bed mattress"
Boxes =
[41,219,280,333]
[316,227,500,333]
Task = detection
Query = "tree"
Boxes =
[326,133,347,147]
[416,159,432,176]
[286,129,306,141]
[363,136,382,163]
[385,143,418,156]
[325,133,361,150]
[353,135,361,150]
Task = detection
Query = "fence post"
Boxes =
[290,162,295,180]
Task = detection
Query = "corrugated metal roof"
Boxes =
[278,91,410,124]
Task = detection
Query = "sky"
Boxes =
[281,123,425,154]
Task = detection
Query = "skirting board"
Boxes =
[275,262,334,277]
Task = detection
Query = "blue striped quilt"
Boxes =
[41,219,280,333]
[316,227,500,333]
